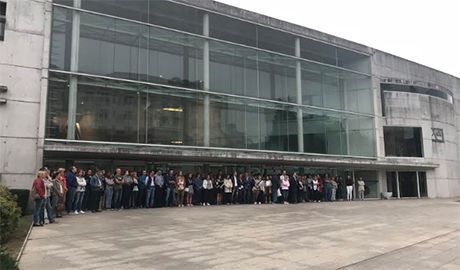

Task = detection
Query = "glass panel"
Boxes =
[209,99,246,149]
[46,73,69,139]
[209,13,257,47]
[53,0,72,6]
[75,76,145,143]
[354,170,378,198]
[300,38,336,66]
[145,88,203,146]
[342,70,373,114]
[50,7,72,70]
[399,172,418,197]
[209,41,258,97]
[347,115,375,157]
[78,13,204,89]
[257,26,295,56]
[0,19,5,41]
[418,171,427,197]
[258,51,297,103]
[384,127,423,157]
[337,48,370,74]
[301,62,323,107]
[386,171,397,197]
[260,105,297,151]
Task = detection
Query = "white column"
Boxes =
[67,0,81,140]
[203,13,210,147]
[295,38,303,152]
[416,171,421,198]
[396,171,401,198]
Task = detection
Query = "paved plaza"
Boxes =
[19,199,460,270]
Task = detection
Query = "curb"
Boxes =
[16,221,33,263]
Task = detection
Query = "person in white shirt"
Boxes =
[74,170,87,214]
[202,174,213,206]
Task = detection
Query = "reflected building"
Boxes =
[0,0,459,198]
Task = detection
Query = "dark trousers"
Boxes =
[138,188,146,207]
[231,187,239,203]
[131,191,139,208]
[325,186,332,201]
[90,190,101,211]
[113,188,122,209]
[65,187,76,213]
[155,187,165,207]
[243,188,252,204]
[224,192,232,204]
[82,188,91,210]
[122,185,132,209]
[193,189,202,205]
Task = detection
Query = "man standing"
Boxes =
[89,169,104,212]
[165,170,176,207]
[145,171,156,208]
[272,171,280,204]
[231,171,239,204]
[138,170,147,208]
[154,170,165,207]
[65,166,78,214]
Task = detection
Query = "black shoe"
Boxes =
[33,223,43,227]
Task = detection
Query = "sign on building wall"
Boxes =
[431,128,444,143]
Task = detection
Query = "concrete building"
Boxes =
[0,0,459,198]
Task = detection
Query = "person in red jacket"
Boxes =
[32,170,46,226]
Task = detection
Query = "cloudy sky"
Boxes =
[218,0,460,78]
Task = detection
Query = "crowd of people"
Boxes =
[31,166,366,227]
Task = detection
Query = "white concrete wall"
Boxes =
[0,0,51,189]
[372,50,460,198]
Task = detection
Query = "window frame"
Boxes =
[0,1,6,41]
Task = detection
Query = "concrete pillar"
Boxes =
[416,171,421,198]
[396,171,400,198]
[67,0,81,140]
[203,13,210,147]
[295,38,303,152]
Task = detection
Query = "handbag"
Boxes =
[31,186,40,200]
[276,188,281,197]
[184,187,189,192]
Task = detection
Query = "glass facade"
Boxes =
[47,2,376,157]
[384,127,423,157]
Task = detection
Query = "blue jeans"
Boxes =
[73,191,85,212]
[33,198,44,224]
[145,188,155,208]
[104,187,113,209]
[113,188,122,209]
[272,187,279,203]
[66,187,77,213]
[40,197,54,223]
[165,187,176,206]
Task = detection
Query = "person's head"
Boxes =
[58,168,65,176]
[169,169,174,175]
[233,171,237,176]
[150,170,155,177]
[157,170,162,176]
[124,170,129,176]
[51,171,59,179]
[131,171,137,178]
[282,170,287,175]
[77,169,83,177]
[115,168,121,176]
[188,173,192,178]
[37,170,47,179]
[142,170,147,176]
[87,169,93,176]
[105,172,112,178]
[359,177,363,181]
[96,169,103,176]
[226,174,230,179]
[293,172,298,177]
[178,171,183,176]
[70,166,77,173]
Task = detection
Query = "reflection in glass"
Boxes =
[46,73,69,139]
[50,7,72,70]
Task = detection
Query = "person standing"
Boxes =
[253,175,264,204]
[312,176,320,202]
[231,171,239,204]
[243,172,254,204]
[74,170,87,214]
[306,175,313,202]
[138,170,147,208]
[154,170,165,207]
[176,171,185,207]
[42,168,56,224]
[223,174,233,205]
[215,175,224,205]
[122,170,133,209]
[324,177,332,202]
[331,177,338,201]
[185,173,194,207]
[113,168,124,210]
[289,172,299,204]
[82,169,93,211]
[265,175,272,204]
[280,171,290,204]
[272,172,281,204]
[165,170,176,207]
[32,171,46,226]
[65,166,78,214]
[104,172,114,210]
[202,174,213,206]
[90,169,104,212]
[357,177,365,200]
[131,171,139,208]
[346,175,354,201]
[51,171,65,218]
[193,173,203,205]
[145,171,156,208]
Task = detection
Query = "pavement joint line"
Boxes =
[335,228,460,270]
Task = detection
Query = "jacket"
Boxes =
[32,178,45,199]
[66,171,77,188]
[90,175,103,191]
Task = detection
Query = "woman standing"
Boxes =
[312,176,320,202]
[51,171,65,218]
[215,175,224,205]
[32,171,46,226]
[280,171,290,204]
[131,171,139,208]
[186,173,194,207]
[193,173,203,205]
[265,175,272,204]
[74,170,87,214]
[176,171,185,207]
[122,170,133,209]
[357,177,365,200]
[346,175,354,201]
[223,174,233,205]
[254,175,264,204]
[41,169,55,223]
[202,174,213,206]
[104,172,114,209]
[113,168,123,210]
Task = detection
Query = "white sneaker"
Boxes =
[207,203,210,206]
[74,211,79,215]
[79,210,85,214]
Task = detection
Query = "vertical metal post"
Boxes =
[416,171,421,198]
[203,13,210,147]
[352,169,356,200]
[67,0,81,140]
[396,171,401,198]
[295,38,303,152]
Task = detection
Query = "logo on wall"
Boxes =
[431,128,444,143]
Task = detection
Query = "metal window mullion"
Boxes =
[396,171,400,198]
[203,13,210,147]
[295,37,303,153]
[416,171,421,198]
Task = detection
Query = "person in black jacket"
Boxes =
[89,169,104,212]
[165,170,176,207]
[271,172,281,204]
[289,172,299,204]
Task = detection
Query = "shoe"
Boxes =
[74,211,79,215]
[79,211,85,214]
[207,203,210,206]
[254,202,257,205]
[33,223,43,227]
[50,220,57,224]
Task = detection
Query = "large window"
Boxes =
[384,127,423,157]
[0,2,6,41]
